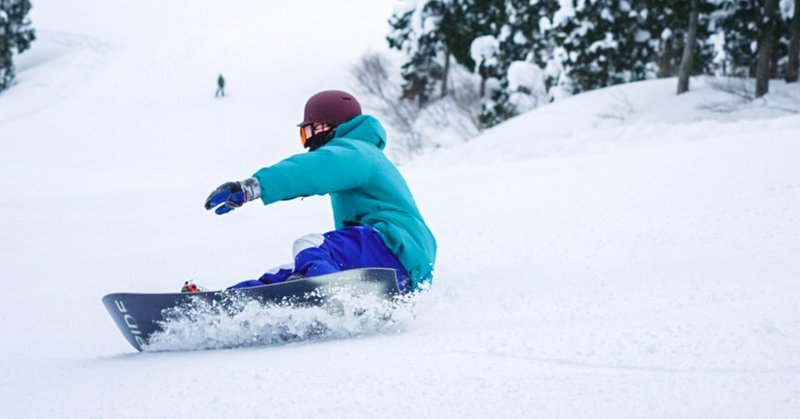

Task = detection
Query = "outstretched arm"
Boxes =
[253,142,372,205]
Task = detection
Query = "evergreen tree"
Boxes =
[455,0,507,126]
[387,1,481,107]
[387,3,443,106]
[435,0,508,106]
[788,0,800,82]
[479,0,556,127]
[0,0,35,92]
[455,0,508,69]
[644,0,717,79]
[478,0,538,127]
[413,0,458,104]
[717,0,794,81]
[554,0,656,93]
[756,0,779,97]
[718,0,763,76]
[478,72,514,127]
[384,0,797,130]
[387,0,509,121]
[773,0,793,77]
[677,0,701,94]
[497,0,560,69]
[386,6,414,53]
[485,0,560,122]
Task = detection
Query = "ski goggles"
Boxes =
[300,124,316,147]
[299,123,332,147]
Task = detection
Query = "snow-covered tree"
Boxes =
[387,1,446,106]
[721,2,756,76]
[788,0,800,82]
[506,60,548,112]
[457,0,561,127]
[756,0,780,97]
[642,0,717,79]
[470,34,500,98]
[0,0,35,92]
[388,0,508,123]
[387,0,496,107]
[470,33,514,127]
[386,3,415,53]
[455,0,507,68]
[554,0,656,93]
[383,0,800,130]
[483,0,559,124]
[677,0,701,94]
[497,0,560,69]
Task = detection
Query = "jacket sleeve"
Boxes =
[252,142,372,205]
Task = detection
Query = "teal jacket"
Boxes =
[252,115,437,290]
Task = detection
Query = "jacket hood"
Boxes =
[332,115,386,150]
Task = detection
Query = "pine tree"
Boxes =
[499,1,560,102]
[756,0,779,97]
[788,0,800,82]
[448,0,507,108]
[496,0,560,69]
[645,0,716,79]
[677,0,700,94]
[649,1,681,77]
[0,0,35,92]
[480,0,558,127]
[718,0,762,76]
[386,6,414,52]
[456,0,508,69]
[387,0,511,122]
[388,1,481,107]
[387,3,442,106]
[554,0,656,94]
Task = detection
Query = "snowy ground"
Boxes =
[2,1,800,418]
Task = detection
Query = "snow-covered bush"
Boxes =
[507,61,548,113]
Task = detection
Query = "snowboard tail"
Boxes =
[102,268,400,352]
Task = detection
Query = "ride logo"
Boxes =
[114,300,147,348]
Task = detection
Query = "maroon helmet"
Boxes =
[298,90,362,127]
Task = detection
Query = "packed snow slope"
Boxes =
[2,1,800,418]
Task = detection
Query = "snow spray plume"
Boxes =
[143,287,418,352]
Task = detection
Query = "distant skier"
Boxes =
[215,74,225,97]
[196,90,437,293]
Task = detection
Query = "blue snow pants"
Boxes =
[230,225,411,293]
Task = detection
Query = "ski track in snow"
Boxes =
[0,30,113,124]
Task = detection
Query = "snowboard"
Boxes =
[102,268,400,352]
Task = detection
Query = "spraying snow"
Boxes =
[146,291,418,352]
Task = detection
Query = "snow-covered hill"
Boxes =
[412,76,800,166]
[1,1,799,418]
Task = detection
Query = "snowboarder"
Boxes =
[199,90,437,293]
[215,74,225,97]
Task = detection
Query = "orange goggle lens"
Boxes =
[300,125,313,147]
